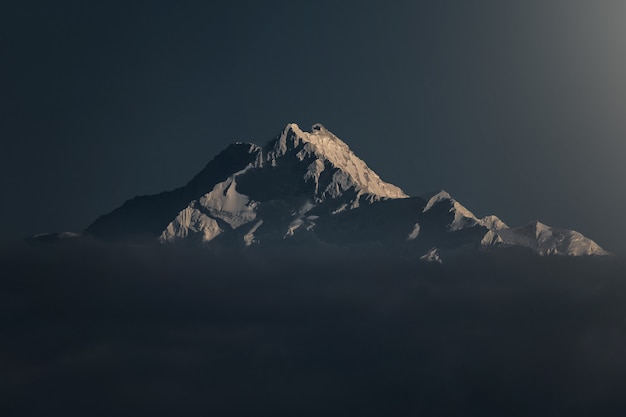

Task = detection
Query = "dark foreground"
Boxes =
[1,241,625,416]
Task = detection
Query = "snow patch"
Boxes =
[407,223,421,240]
[198,176,257,229]
[243,220,264,246]
[303,159,326,195]
[285,218,304,237]
[420,248,442,264]
[160,206,223,243]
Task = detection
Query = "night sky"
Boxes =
[3,1,626,253]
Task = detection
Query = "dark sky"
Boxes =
[2,1,626,253]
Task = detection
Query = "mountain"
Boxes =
[84,123,609,259]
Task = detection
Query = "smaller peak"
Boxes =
[421,190,452,200]
[480,215,508,230]
[517,220,552,240]
[527,220,548,229]
[422,190,454,213]
[435,189,452,199]
[283,122,303,134]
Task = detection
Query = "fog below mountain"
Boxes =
[2,241,625,416]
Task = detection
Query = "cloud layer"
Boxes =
[2,242,626,416]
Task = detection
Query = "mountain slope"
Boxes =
[85,143,259,241]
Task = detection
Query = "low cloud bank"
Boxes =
[1,242,626,416]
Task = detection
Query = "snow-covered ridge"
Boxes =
[268,123,408,200]
[422,190,507,231]
[493,221,610,256]
[417,190,608,257]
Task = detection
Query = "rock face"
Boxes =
[85,123,610,259]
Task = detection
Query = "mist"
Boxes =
[1,241,625,416]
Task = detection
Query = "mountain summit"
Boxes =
[268,123,407,200]
[84,123,609,259]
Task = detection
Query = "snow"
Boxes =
[284,214,318,238]
[479,215,508,230]
[160,169,260,243]
[492,221,610,256]
[419,191,609,256]
[160,206,223,243]
[423,190,453,212]
[144,122,611,258]
[422,190,480,230]
[303,159,326,195]
[480,230,504,246]
[269,123,408,200]
[243,220,263,246]
[407,222,421,240]
[197,176,257,229]
[164,122,408,245]
[332,204,348,214]
[420,248,443,263]
[285,218,304,237]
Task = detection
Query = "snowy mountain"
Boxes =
[84,123,609,259]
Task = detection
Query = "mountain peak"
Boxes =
[269,123,408,200]
[283,122,328,134]
[278,122,347,150]
[311,123,327,132]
